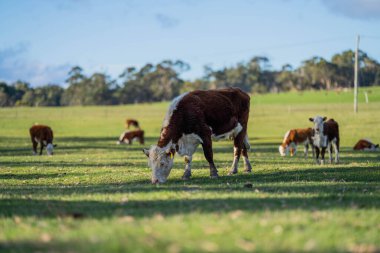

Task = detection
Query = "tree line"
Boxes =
[1,50,379,107]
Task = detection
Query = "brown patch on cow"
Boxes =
[125,119,140,129]
[29,124,54,155]
[118,130,145,145]
[353,139,379,150]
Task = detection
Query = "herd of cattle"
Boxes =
[29,88,378,183]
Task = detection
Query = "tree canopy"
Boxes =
[1,50,379,107]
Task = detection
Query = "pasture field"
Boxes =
[0,88,380,253]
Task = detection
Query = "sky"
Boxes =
[0,0,380,86]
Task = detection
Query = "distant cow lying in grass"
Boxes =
[29,124,56,155]
[279,128,314,157]
[309,116,340,164]
[353,139,379,151]
[117,130,144,145]
[125,119,140,129]
[143,87,252,184]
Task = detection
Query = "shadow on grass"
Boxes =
[0,192,379,219]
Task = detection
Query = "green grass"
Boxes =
[1,89,380,252]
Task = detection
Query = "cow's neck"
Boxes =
[157,124,182,148]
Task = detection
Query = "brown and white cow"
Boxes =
[143,88,252,184]
[353,139,379,151]
[125,119,140,129]
[309,116,340,164]
[29,124,56,155]
[279,128,314,157]
[117,130,145,145]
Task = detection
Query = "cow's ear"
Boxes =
[322,117,327,121]
[375,144,379,148]
[143,148,149,157]
[309,118,314,122]
[166,149,176,159]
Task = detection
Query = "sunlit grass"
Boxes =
[0,90,380,252]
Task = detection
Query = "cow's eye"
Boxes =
[160,162,165,167]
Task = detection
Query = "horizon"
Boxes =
[1,0,380,86]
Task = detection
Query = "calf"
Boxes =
[353,139,379,151]
[125,119,140,129]
[309,116,340,164]
[279,128,314,157]
[143,88,252,184]
[29,124,55,155]
[117,130,144,145]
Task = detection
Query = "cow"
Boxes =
[309,116,340,164]
[125,119,140,129]
[117,130,145,145]
[143,88,252,184]
[29,124,56,155]
[279,128,314,157]
[353,139,379,151]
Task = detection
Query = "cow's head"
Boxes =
[309,116,327,147]
[46,143,54,155]
[278,145,288,156]
[279,145,296,157]
[143,142,175,184]
[309,116,326,135]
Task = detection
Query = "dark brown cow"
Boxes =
[143,87,252,184]
[309,116,340,164]
[125,119,140,129]
[353,139,379,151]
[117,130,145,145]
[279,128,314,157]
[29,124,56,155]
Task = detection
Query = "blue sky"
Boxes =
[1,0,380,86]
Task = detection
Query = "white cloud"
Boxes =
[155,13,180,28]
[0,44,71,86]
[321,0,380,20]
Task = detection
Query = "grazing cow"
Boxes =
[279,128,314,157]
[353,139,379,151]
[143,88,252,184]
[117,130,144,145]
[125,119,140,129]
[29,124,56,155]
[309,116,340,164]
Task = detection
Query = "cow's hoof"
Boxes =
[228,170,238,176]
[243,169,252,174]
[210,173,219,179]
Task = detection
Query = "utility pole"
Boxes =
[354,35,360,113]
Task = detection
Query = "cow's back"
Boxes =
[178,88,250,134]
[30,125,53,142]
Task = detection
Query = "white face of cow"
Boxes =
[143,143,175,184]
[46,143,54,155]
[278,145,288,156]
[309,116,327,147]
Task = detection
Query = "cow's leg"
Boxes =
[228,146,241,175]
[200,129,218,178]
[32,140,38,155]
[332,138,339,163]
[39,141,44,155]
[182,155,192,180]
[311,144,315,158]
[229,130,247,175]
[320,147,326,165]
[304,143,309,158]
[328,142,333,164]
[315,147,320,164]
